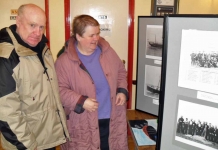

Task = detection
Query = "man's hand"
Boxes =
[83,98,98,112]
[115,93,126,105]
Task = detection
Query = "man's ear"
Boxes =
[16,16,21,27]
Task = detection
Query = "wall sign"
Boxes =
[10,9,18,20]
[11,9,18,15]
[152,0,178,16]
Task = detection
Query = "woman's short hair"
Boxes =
[72,14,100,40]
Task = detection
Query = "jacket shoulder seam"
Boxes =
[0,42,14,58]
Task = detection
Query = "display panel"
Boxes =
[156,15,218,150]
[135,16,163,116]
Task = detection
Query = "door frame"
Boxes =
[45,0,50,48]
[64,0,135,109]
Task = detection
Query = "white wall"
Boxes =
[48,0,65,60]
[178,0,218,14]
[212,0,218,13]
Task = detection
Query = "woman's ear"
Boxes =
[76,33,81,41]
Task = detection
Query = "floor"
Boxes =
[0,137,135,150]
[54,135,135,150]
[0,110,156,150]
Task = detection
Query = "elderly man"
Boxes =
[0,4,69,150]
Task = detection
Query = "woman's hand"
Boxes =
[83,98,99,112]
[115,93,126,105]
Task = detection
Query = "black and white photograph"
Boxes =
[178,30,218,95]
[145,25,163,60]
[190,52,218,68]
[135,17,163,116]
[144,65,161,99]
[175,100,218,150]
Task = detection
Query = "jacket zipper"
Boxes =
[43,47,68,139]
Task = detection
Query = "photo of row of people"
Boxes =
[190,52,218,68]
[177,116,218,143]
[175,100,218,150]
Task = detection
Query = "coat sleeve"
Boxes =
[0,50,37,150]
[112,50,129,100]
[55,57,87,114]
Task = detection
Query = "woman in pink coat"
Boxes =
[55,14,129,150]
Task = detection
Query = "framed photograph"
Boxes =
[135,16,163,116]
[144,65,161,100]
[152,0,178,16]
[174,97,218,150]
[156,15,218,150]
[145,25,163,60]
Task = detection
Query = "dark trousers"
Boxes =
[99,118,110,150]
[45,147,56,150]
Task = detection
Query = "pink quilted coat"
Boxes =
[55,37,128,150]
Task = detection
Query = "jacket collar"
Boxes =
[6,27,37,56]
[10,25,48,47]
